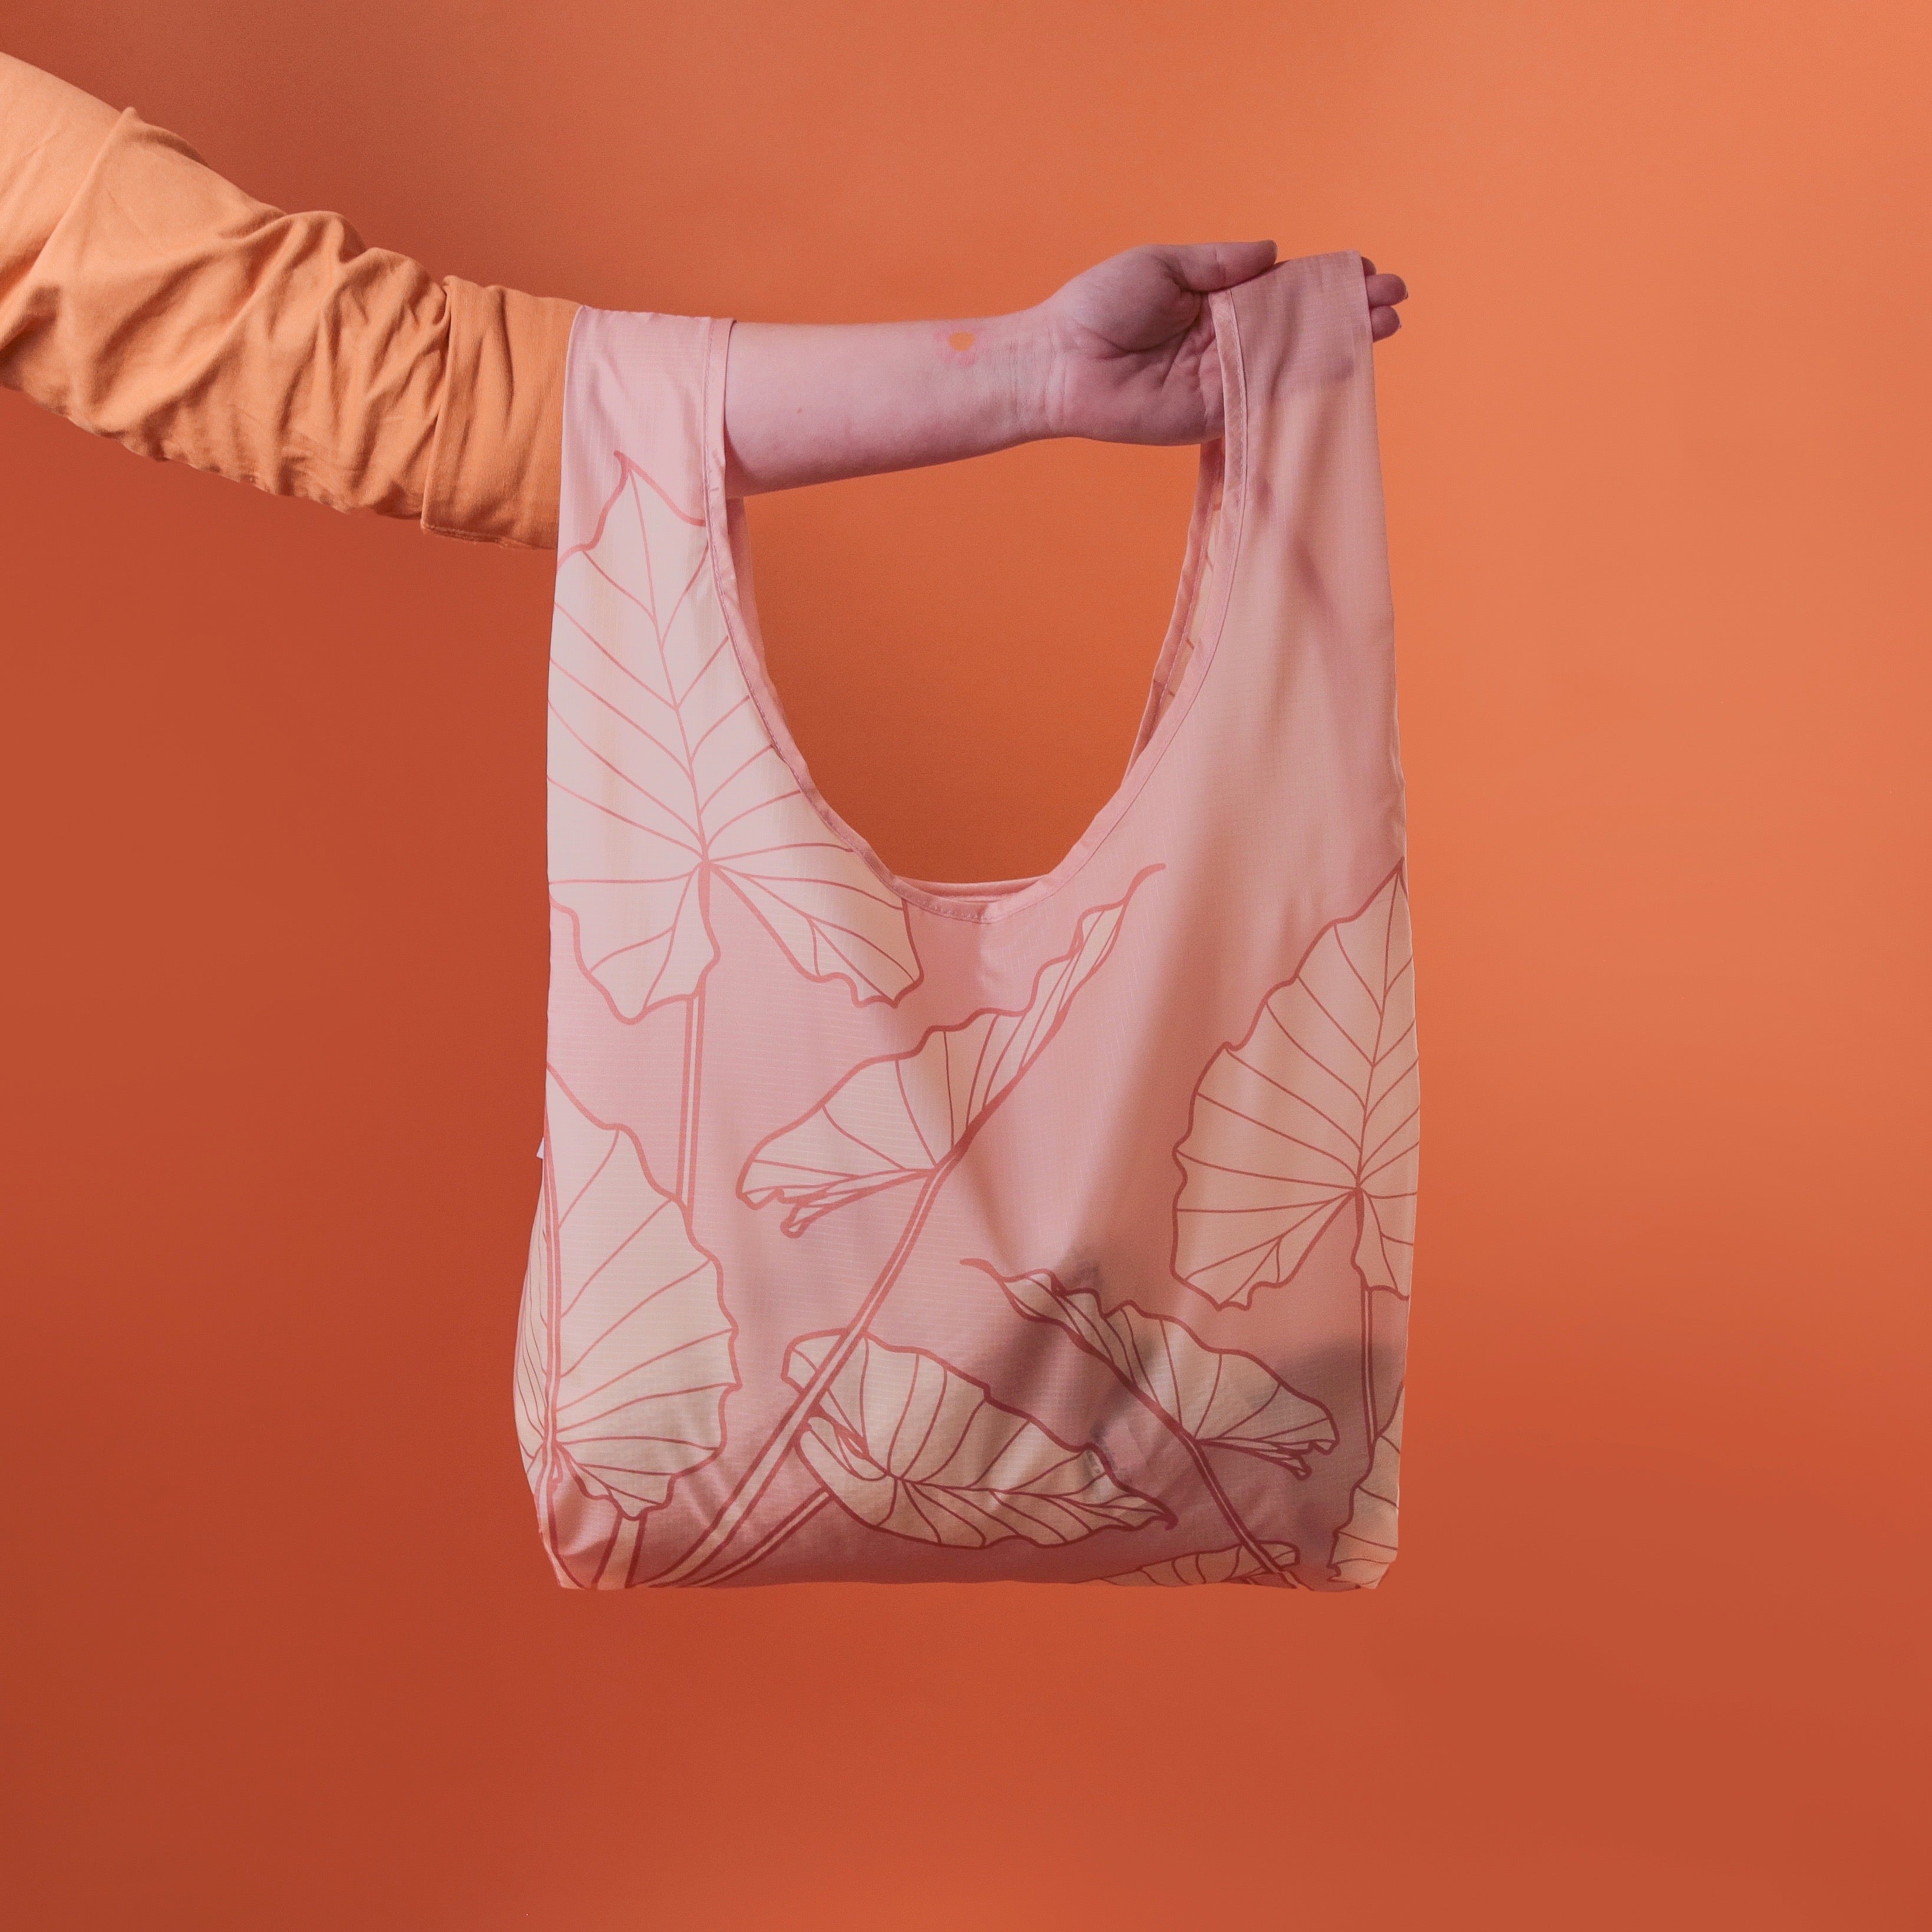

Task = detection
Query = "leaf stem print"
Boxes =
[1331,1386,1403,1587]
[694,1490,833,1588]
[596,1514,647,1590]
[650,870,1159,1585]
[674,881,711,1211]
[1176,1435,1288,1582]
[970,1262,1337,1586]
[1358,1260,1379,1482]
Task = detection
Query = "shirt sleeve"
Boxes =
[0,53,575,549]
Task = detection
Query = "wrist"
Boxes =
[994,304,1064,446]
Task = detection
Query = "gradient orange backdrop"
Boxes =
[3,4,1927,1927]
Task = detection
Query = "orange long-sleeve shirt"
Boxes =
[0,54,575,548]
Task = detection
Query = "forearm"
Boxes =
[722,312,1050,496]
[716,239,1389,493]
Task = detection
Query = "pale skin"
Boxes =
[721,243,1407,495]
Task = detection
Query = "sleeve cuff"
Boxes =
[423,278,577,550]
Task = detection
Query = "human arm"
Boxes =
[722,244,1406,493]
[1,54,1406,544]
[0,52,573,546]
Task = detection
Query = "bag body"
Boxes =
[517,252,1415,1590]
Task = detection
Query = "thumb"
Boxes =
[1157,239,1278,294]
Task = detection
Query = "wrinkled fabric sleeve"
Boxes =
[0,53,574,548]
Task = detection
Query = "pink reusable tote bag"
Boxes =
[517,251,1416,1590]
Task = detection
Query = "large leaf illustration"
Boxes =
[782,1331,1167,1547]
[739,873,1154,1234]
[549,458,919,1018]
[978,1263,1337,1475]
[1173,868,1419,1307]
[1104,1542,1301,1587]
[517,1072,737,1516]
[1330,1387,1403,1587]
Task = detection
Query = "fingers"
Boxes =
[1157,239,1279,294]
[1360,261,1408,342]
[1093,243,1406,341]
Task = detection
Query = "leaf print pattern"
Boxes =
[738,868,1158,1234]
[979,1264,1337,1475]
[516,1072,736,1519]
[783,1333,1168,1547]
[1103,1542,1301,1587]
[652,875,1159,1585]
[549,457,920,1021]
[1331,1386,1403,1587]
[1173,868,1418,1307]
[968,1261,1327,1587]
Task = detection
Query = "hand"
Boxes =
[1029,243,1408,445]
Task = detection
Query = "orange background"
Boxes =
[3,4,1927,1927]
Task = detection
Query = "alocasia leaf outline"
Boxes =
[737,869,1158,1234]
[784,1332,1167,1548]
[983,1264,1337,1473]
[1172,866,1418,1308]
[548,457,921,1021]
[516,1072,737,1570]
[971,1261,1334,1584]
